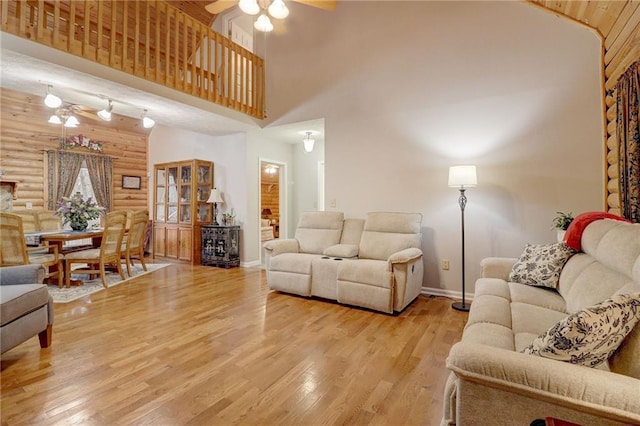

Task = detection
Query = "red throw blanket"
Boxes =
[563,212,631,251]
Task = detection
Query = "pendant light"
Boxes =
[303,131,315,153]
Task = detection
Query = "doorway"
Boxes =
[259,160,286,260]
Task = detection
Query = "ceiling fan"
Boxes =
[205,0,337,32]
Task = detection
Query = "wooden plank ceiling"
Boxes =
[178,1,636,42]
[527,0,639,39]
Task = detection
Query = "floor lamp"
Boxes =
[206,188,224,225]
[448,165,477,312]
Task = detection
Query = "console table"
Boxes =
[201,225,240,268]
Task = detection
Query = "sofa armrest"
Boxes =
[446,342,640,423]
[263,239,299,256]
[388,248,423,269]
[480,257,517,280]
[0,264,46,285]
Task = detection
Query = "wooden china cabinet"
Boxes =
[153,159,213,264]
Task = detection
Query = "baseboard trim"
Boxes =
[241,260,262,268]
[421,286,474,302]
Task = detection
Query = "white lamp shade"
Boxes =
[268,0,289,19]
[254,14,274,32]
[239,0,260,15]
[206,188,224,204]
[64,115,79,128]
[142,116,155,129]
[98,100,112,121]
[48,114,62,124]
[448,165,477,188]
[303,137,315,153]
[44,93,62,108]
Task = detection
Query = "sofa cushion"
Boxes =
[462,322,514,350]
[0,284,49,327]
[474,278,511,300]
[340,218,365,245]
[560,253,636,313]
[508,282,567,313]
[269,253,319,275]
[465,294,512,330]
[511,303,568,336]
[508,243,576,289]
[323,244,358,258]
[294,212,344,255]
[358,212,422,260]
[522,293,640,368]
[336,259,392,289]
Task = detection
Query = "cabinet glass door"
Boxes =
[167,167,178,223]
[179,164,192,224]
[155,168,166,222]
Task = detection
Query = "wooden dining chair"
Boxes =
[37,210,63,231]
[64,210,127,288]
[121,209,149,277]
[0,212,64,286]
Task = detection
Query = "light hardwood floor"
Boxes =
[1,264,468,425]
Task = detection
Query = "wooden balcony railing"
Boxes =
[0,0,265,119]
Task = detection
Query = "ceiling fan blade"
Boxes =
[205,0,237,15]
[291,0,337,11]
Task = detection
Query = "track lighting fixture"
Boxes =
[97,100,113,121]
[44,85,62,108]
[142,110,155,129]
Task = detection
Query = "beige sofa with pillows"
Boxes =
[443,218,640,425]
[263,211,424,314]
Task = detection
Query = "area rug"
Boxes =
[47,263,170,303]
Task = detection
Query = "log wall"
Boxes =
[0,87,149,212]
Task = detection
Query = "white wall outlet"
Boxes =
[442,259,450,270]
[26,202,33,209]
[330,198,336,208]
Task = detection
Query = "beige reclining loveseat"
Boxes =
[263,211,424,314]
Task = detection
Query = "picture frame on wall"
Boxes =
[122,175,142,190]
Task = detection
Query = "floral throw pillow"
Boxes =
[522,293,640,367]
[508,243,576,289]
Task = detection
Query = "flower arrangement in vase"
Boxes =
[222,208,236,226]
[55,192,104,231]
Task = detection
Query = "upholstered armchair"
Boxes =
[0,264,53,353]
[261,219,275,241]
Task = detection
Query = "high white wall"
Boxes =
[263,1,604,295]
[148,125,250,260]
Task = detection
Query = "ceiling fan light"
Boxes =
[48,114,62,124]
[239,0,260,15]
[254,13,273,32]
[268,0,289,19]
[97,99,112,121]
[44,85,62,108]
[64,115,79,128]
